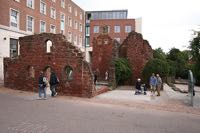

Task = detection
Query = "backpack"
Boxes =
[39,75,46,88]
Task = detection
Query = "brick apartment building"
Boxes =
[0,0,85,81]
[85,10,142,62]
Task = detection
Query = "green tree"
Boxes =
[153,47,166,60]
[113,58,132,85]
[189,31,200,85]
[142,58,170,84]
[166,48,189,78]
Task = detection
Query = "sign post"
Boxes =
[188,70,194,106]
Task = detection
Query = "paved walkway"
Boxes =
[0,83,200,115]
[174,84,200,108]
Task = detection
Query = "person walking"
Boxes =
[156,74,162,96]
[135,78,142,95]
[149,73,157,96]
[94,71,97,85]
[38,71,47,100]
[50,72,59,97]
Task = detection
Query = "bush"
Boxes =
[142,58,170,84]
[113,58,132,85]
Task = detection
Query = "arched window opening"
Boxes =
[46,40,52,53]
[27,65,35,78]
[65,66,73,81]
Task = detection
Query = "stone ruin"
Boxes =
[4,33,95,98]
[92,31,153,85]
[92,34,118,85]
[119,31,153,84]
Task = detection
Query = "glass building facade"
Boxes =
[85,10,128,47]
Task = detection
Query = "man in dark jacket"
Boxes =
[50,72,59,97]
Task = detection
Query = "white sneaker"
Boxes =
[37,97,42,100]
[54,92,57,96]
[43,97,47,100]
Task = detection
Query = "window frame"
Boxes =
[40,20,46,33]
[26,15,34,32]
[27,0,35,9]
[61,0,65,8]
[93,26,99,33]
[74,20,78,29]
[114,25,120,33]
[68,17,72,27]
[10,8,20,29]
[60,12,65,34]
[50,7,56,19]
[50,24,56,33]
[68,31,72,42]
[125,25,132,33]
[68,4,72,13]
[10,38,18,58]
[73,34,77,45]
[79,23,82,32]
[40,0,46,15]
[79,35,82,45]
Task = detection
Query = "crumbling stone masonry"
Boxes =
[119,31,153,84]
[92,31,153,86]
[92,34,118,87]
[4,33,95,98]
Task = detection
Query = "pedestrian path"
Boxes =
[174,84,200,108]
[95,84,169,105]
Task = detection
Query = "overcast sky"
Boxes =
[73,0,200,53]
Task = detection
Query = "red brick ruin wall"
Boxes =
[92,35,115,81]
[120,31,153,84]
[4,33,95,98]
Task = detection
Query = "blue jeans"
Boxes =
[38,85,46,98]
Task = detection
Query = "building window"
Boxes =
[50,24,56,33]
[52,0,56,2]
[85,37,90,47]
[40,21,46,33]
[27,0,34,9]
[68,4,72,13]
[40,0,46,15]
[10,38,18,58]
[60,13,65,34]
[27,16,34,32]
[93,26,99,33]
[114,26,120,33]
[27,66,35,78]
[125,25,132,33]
[114,38,120,43]
[75,9,77,16]
[68,17,72,27]
[68,32,72,42]
[79,35,82,45]
[14,0,20,2]
[50,7,56,19]
[74,20,78,29]
[79,23,82,32]
[65,66,73,81]
[10,9,19,28]
[80,12,82,20]
[61,0,65,8]
[74,34,77,45]
[46,40,52,53]
[103,25,110,33]
[86,26,90,36]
